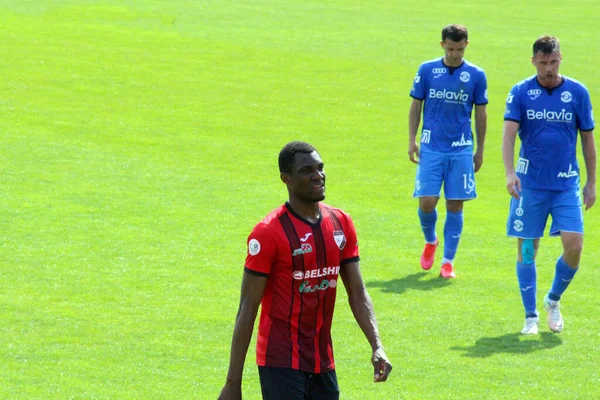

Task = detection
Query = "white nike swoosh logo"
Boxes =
[452,234,461,239]
[300,233,313,242]
[521,286,533,292]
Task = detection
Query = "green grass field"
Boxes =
[2,0,599,398]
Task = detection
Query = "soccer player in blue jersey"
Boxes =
[502,36,596,334]
[408,24,488,278]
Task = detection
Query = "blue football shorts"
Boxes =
[413,152,476,200]
[506,187,583,238]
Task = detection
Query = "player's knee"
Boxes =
[564,243,583,260]
[521,239,536,264]
[446,200,463,213]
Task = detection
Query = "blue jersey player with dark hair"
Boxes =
[408,24,488,279]
[502,36,596,335]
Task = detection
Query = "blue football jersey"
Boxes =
[410,57,488,154]
[504,76,595,191]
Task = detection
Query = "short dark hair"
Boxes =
[442,24,468,42]
[278,141,318,173]
[533,36,560,56]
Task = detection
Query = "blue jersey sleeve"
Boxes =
[504,85,521,123]
[577,86,595,132]
[474,71,488,105]
[410,64,427,100]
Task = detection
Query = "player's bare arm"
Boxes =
[473,104,487,172]
[502,120,521,199]
[408,99,423,164]
[339,262,392,383]
[580,130,597,210]
[218,272,268,400]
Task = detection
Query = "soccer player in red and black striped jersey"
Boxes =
[218,142,392,399]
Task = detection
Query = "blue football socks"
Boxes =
[418,208,437,243]
[443,210,463,261]
[548,256,578,301]
[516,261,538,318]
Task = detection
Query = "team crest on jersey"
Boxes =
[333,230,346,250]
[561,91,572,103]
[248,239,261,256]
[459,71,470,82]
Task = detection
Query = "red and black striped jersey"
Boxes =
[244,202,360,373]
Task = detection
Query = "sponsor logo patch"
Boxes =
[421,129,431,144]
[429,89,469,103]
[299,279,337,293]
[294,266,340,280]
[526,109,573,122]
[292,243,313,256]
[557,163,578,178]
[451,133,473,147]
[513,220,524,232]
[527,89,542,100]
[516,158,529,175]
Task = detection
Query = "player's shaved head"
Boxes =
[442,24,468,42]
[278,141,319,173]
[533,36,560,56]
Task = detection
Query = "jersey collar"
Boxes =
[534,75,565,95]
[441,58,464,74]
[285,202,322,227]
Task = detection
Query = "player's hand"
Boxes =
[473,150,483,173]
[583,182,596,210]
[372,347,392,382]
[506,172,521,199]
[218,382,242,400]
[408,141,420,164]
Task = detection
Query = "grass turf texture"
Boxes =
[1,0,599,398]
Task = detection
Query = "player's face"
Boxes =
[440,39,468,66]
[532,51,562,86]
[285,151,326,203]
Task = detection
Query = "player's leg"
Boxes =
[517,237,540,334]
[507,188,549,334]
[308,369,340,400]
[441,154,476,278]
[544,189,584,333]
[258,366,308,399]
[441,199,464,278]
[414,152,443,270]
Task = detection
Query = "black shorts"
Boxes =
[258,366,339,400]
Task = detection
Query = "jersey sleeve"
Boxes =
[504,85,522,123]
[340,213,360,265]
[410,64,427,100]
[576,86,595,132]
[474,70,488,105]
[244,222,277,276]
